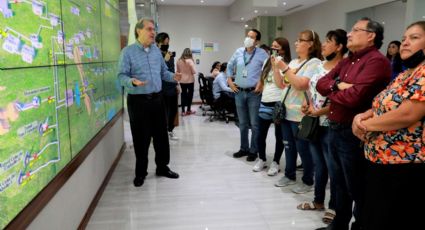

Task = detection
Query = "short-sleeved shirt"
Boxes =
[365,63,425,164]
[226,47,268,88]
[308,62,330,126]
[281,58,321,122]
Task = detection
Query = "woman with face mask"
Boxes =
[252,37,291,176]
[352,21,425,230]
[297,29,347,227]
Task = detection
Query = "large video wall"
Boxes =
[0,0,122,228]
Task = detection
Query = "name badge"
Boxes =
[242,68,248,78]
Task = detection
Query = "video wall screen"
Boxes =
[0,0,122,228]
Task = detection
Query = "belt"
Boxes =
[328,121,351,130]
[237,87,255,92]
[129,92,161,100]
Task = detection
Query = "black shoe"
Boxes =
[133,177,144,187]
[246,154,257,162]
[315,228,328,230]
[156,169,179,179]
[233,150,248,158]
[296,163,303,171]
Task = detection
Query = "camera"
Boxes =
[170,51,176,58]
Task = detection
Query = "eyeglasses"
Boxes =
[350,27,374,33]
[296,38,311,43]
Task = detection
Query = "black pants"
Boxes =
[362,162,425,230]
[180,83,194,113]
[328,126,365,230]
[163,94,178,132]
[127,94,170,179]
[257,116,283,162]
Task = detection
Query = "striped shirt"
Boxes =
[117,41,175,94]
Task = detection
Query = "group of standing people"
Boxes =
[227,18,425,230]
[117,17,425,230]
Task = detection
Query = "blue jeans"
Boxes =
[280,119,314,185]
[309,126,336,209]
[328,126,365,230]
[234,91,261,154]
[257,116,284,162]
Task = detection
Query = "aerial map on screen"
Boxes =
[0,0,122,228]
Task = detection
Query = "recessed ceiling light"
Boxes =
[200,0,204,3]
[138,3,145,7]
[422,15,425,19]
[254,10,258,14]
[241,17,244,21]
[382,21,385,25]
[161,0,164,2]
[283,2,287,6]
[244,24,248,28]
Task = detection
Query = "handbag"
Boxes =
[272,59,311,124]
[297,93,328,142]
[259,103,275,120]
[272,87,290,124]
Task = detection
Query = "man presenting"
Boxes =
[118,18,181,187]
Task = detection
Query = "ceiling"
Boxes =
[119,0,329,22]
[154,0,328,22]
[156,0,236,6]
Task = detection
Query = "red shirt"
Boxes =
[316,46,391,124]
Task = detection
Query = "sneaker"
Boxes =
[168,131,179,140]
[233,150,248,158]
[246,154,257,162]
[181,112,186,116]
[274,176,296,187]
[253,159,267,172]
[291,183,313,194]
[267,162,280,176]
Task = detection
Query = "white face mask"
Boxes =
[244,37,255,48]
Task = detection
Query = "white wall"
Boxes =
[158,5,245,100]
[28,117,124,230]
[281,0,405,55]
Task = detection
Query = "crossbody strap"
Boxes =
[281,58,311,104]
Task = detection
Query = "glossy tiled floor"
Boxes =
[86,111,328,230]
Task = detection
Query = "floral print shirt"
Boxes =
[365,63,425,164]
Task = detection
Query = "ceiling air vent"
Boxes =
[285,4,303,12]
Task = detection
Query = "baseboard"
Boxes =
[77,143,126,230]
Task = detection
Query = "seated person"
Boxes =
[210,61,221,78]
[212,63,233,100]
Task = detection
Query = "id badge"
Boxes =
[242,68,248,78]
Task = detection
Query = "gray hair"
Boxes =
[134,18,155,39]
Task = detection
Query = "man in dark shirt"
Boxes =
[316,18,391,230]
[156,32,180,141]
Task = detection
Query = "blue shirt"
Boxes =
[117,42,175,94]
[213,72,233,99]
[226,47,268,88]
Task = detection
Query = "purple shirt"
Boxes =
[316,46,391,124]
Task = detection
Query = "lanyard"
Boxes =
[243,48,256,66]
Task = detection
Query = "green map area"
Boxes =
[0,0,122,228]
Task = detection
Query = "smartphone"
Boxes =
[170,51,176,57]
[271,49,277,57]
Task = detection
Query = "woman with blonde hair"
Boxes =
[273,30,322,194]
